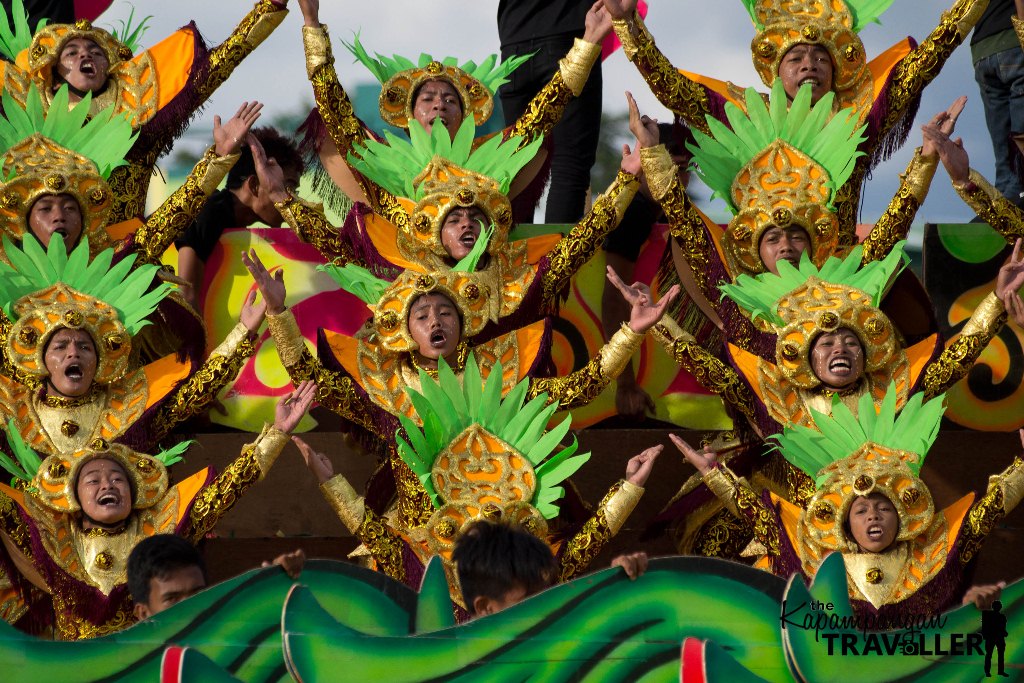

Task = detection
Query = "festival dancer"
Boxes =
[0,0,289,221]
[291,360,659,615]
[670,386,1024,621]
[243,249,678,531]
[0,382,315,639]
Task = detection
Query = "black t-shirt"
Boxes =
[973,0,1014,45]
[175,189,238,262]
[603,193,663,263]
[23,0,76,25]
[497,0,590,46]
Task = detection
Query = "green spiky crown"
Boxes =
[719,242,906,327]
[739,0,895,32]
[395,354,590,518]
[343,32,530,94]
[347,118,542,200]
[0,236,171,332]
[772,384,944,486]
[0,0,44,61]
[106,4,152,54]
[319,224,494,304]
[687,80,866,214]
[0,84,137,180]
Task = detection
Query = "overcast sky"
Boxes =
[107,1,1001,229]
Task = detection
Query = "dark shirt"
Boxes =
[603,193,664,263]
[497,0,590,46]
[175,189,238,262]
[973,0,1014,45]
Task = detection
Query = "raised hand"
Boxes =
[239,289,268,333]
[214,101,264,156]
[242,249,287,315]
[996,239,1024,301]
[625,444,662,486]
[626,91,659,149]
[921,118,970,186]
[273,380,317,433]
[584,1,613,43]
[249,133,291,204]
[292,435,334,484]
[921,96,966,157]
[601,0,638,20]
[298,0,320,26]
[621,141,642,176]
[668,433,717,476]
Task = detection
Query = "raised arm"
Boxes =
[187,382,314,542]
[959,429,1024,565]
[559,445,659,580]
[604,0,721,134]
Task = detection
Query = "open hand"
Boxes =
[997,239,1024,301]
[606,266,679,334]
[214,101,263,156]
[584,1,613,43]
[921,96,966,157]
[249,133,292,204]
[273,380,317,433]
[669,433,717,476]
[239,289,267,333]
[242,249,287,315]
[627,91,659,149]
[292,434,334,484]
[922,119,970,185]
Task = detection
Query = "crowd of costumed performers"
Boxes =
[0,0,1023,668]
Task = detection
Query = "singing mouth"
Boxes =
[829,357,852,374]
[429,330,447,348]
[80,61,97,76]
[799,77,820,87]
[97,492,120,507]
[459,232,477,248]
[866,524,883,540]
[65,363,84,380]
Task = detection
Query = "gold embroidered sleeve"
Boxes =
[651,317,755,418]
[196,0,287,104]
[703,465,779,556]
[149,322,257,442]
[320,474,366,534]
[860,150,938,264]
[528,322,644,409]
[922,291,1006,398]
[505,39,599,144]
[303,25,368,156]
[881,0,987,144]
[953,169,1024,240]
[356,505,406,581]
[961,456,1024,565]
[558,480,643,581]
[541,170,639,308]
[132,146,239,264]
[266,310,384,437]
[613,12,714,135]
[278,196,360,263]
[188,423,288,541]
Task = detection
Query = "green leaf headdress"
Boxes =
[775,383,944,551]
[687,80,867,277]
[0,236,172,384]
[318,228,498,352]
[105,4,152,55]
[396,353,590,523]
[0,0,45,62]
[343,32,531,129]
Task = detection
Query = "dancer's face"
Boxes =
[758,225,809,274]
[440,206,488,261]
[809,328,864,389]
[29,193,83,251]
[55,38,110,93]
[44,328,98,397]
[847,492,899,553]
[408,293,461,362]
[412,79,463,138]
[778,43,833,103]
[77,458,132,527]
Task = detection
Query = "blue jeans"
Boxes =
[500,33,602,224]
[975,47,1024,203]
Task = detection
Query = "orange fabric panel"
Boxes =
[868,40,914,101]
[942,493,976,548]
[106,218,143,242]
[679,70,743,108]
[728,343,765,404]
[905,334,939,388]
[514,321,549,380]
[322,329,362,380]
[773,492,803,554]
[173,467,214,524]
[148,29,198,110]
[144,354,192,410]
[0,483,25,509]
[365,214,418,270]
[525,234,563,264]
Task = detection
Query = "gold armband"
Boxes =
[210,321,254,356]
[702,465,741,517]
[961,291,1004,337]
[244,1,287,46]
[249,423,289,477]
[558,38,601,97]
[651,315,693,350]
[320,474,366,534]
[640,144,677,201]
[198,147,241,196]
[612,11,651,61]
[600,323,645,379]
[267,309,306,367]
[302,25,333,78]
[902,148,939,203]
[604,480,645,534]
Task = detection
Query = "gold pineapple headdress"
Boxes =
[343,33,531,129]
[688,80,866,278]
[741,0,895,116]
[348,117,542,265]
[0,236,172,385]
[0,84,137,255]
[396,354,590,560]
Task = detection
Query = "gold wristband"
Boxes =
[302,24,333,78]
[558,38,601,97]
[604,480,644,534]
[599,323,645,379]
[244,1,287,46]
[320,474,366,534]
[267,310,306,367]
[902,147,939,204]
[210,321,253,357]
[250,423,289,477]
[612,11,649,60]
[651,316,693,351]
[962,291,1005,337]
[199,147,240,196]
[640,145,678,201]
[702,465,741,517]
